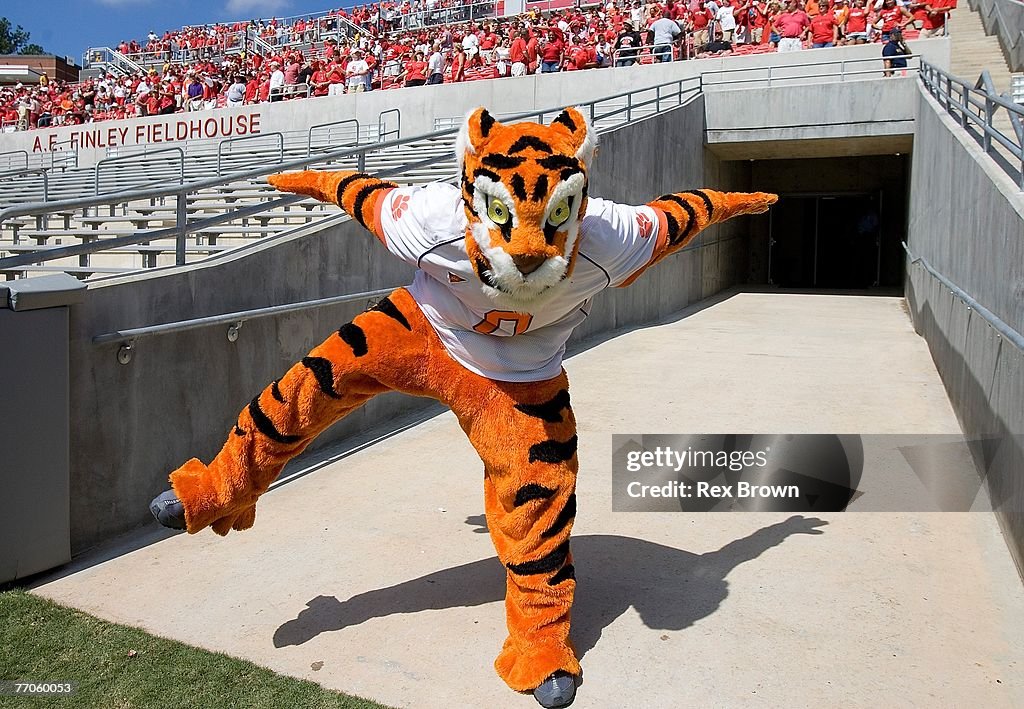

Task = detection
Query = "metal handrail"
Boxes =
[94,146,186,196]
[0,150,29,172]
[0,167,49,202]
[92,286,398,351]
[702,53,922,88]
[903,241,1024,352]
[378,109,401,143]
[217,132,284,176]
[307,119,360,157]
[919,60,1024,189]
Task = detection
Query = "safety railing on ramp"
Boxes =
[920,60,1024,188]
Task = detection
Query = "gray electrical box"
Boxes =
[0,274,85,584]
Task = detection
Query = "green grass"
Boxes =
[0,589,393,709]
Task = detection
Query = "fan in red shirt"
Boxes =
[921,0,956,37]
[404,52,428,87]
[809,11,838,46]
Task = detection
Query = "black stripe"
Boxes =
[271,380,285,403]
[479,109,495,137]
[508,135,553,154]
[542,493,576,538]
[579,251,611,287]
[473,167,502,183]
[532,174,549,202]
[543,220,560,245]
[482,154,525,169]
[233,425,245,436]
[507,540,570,576]
[663,211,680,243]
[685,190,714,218]
[553,109,577,133]
[514,483,557,507]
[352,183,393,227]
[514,389,570,423]
[462,173,475,198]
[417,236,465,269]
[548,563,575,586]
[337,323,368,357]
[248,396,300,444]
[675,199,697,245]
[510,173,527,201]
[659,195,696,246]
[301,356,342,399]
[560,167,583,182]
[371,296,412,330]
[335,172,369,204]
[529,435,578,464]
[538,155,580,172]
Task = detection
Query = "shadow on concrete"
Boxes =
[907,276,1024,571]
[273,515,826,658]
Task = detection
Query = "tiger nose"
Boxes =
[512,254,546,275]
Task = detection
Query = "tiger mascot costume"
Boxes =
[150,106,777,707]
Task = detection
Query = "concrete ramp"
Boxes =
[31,290,1024,708]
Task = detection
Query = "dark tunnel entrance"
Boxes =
[747,154,910,291]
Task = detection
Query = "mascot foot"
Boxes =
[149,489,186,530]
[533,671,576,708]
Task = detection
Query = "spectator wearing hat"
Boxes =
[346,49,370,92]
[614,20,643,65]
[882,26,911,75]
[268,61,285,102]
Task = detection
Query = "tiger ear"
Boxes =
[551,107,597,166]
[456,106,498,169]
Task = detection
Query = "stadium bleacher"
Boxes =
[1,0,931,132]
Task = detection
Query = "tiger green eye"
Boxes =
[548,198,571,227]
[487,198,510,225]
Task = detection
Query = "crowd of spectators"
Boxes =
[1,0,955,133]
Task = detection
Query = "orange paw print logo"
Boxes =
[391,194,410,220]
[636,212,653,239]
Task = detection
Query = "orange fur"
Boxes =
[168,289,579,690]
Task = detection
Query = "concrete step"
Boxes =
[950,6,1013,93]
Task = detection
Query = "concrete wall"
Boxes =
[905,82,1024,574]
[64,96,760,553]
[0,38,951,168]
[704,77,918,158]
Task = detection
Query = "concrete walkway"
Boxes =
[32,290,1024,708]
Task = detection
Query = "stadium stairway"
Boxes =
[950,2,1014,94]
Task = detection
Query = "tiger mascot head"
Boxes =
[456,106,597,305]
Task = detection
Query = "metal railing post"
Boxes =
[176,192,188,266]
[984,94,994,154]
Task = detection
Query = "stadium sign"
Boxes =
[29,112,262,153]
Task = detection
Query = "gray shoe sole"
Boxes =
[533,671,577,708]
[149,489,186,530]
